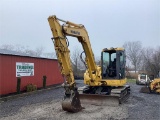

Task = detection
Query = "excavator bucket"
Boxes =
[62,90,83,112]
[79,94,120,106]
[140,86,150,93]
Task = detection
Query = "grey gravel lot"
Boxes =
[0,80,159,120]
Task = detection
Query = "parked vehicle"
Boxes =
[136,73,148,85]
[140,72,160,94]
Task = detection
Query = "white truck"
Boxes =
[136,73,148,85]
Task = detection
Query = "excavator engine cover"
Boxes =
[62,90,83,112]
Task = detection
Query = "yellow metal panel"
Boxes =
[104,78,127,87]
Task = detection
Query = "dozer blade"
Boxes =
[140,86,150,93]
[62,90,83,112]
[79,94,120,106]
[77,85,130,107]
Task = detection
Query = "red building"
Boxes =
[0,49,63,96]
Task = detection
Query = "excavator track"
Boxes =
[111,85,130,104]
[78,85,130,106]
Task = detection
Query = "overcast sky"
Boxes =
[0,0,160,57]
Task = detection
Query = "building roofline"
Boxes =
[0,51,57,61]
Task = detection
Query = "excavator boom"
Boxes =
[48,15,101,112]
[48,15,84,112]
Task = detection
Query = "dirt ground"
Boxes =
[0,80,159,120]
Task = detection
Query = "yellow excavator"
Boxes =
[48,15,130,112]
[140,72,160,94]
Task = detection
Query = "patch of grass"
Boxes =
[127,79,136,83]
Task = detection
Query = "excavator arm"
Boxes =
[61,18,102,83]
[48,15,100,112]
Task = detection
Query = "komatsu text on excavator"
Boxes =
[48,15,130,113]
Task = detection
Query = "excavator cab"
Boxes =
[102,48,126,80]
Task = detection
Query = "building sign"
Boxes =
[16,62,34,77]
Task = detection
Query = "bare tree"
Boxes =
[123,41,142,73]
[95,56,101,66]
[15,44,25,52]
[1,44,15,50]
[142,46,160,77]
[24,49,36,56]
[34,46,44,57]
[1,44,45,57]
[71,46,86,78]
[43,52,57,59]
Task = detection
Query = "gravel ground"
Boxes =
[0,80,159,120]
